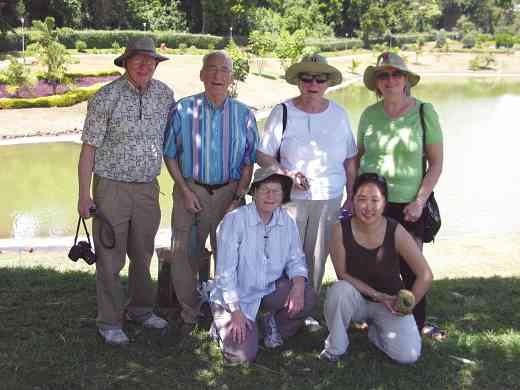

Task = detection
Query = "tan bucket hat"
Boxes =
[285,54,342,86]
[248,166,293,204]
[114,36,169,67]
[363,52,420,91]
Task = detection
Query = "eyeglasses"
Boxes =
[298,73,329,84]
[376,70,405,81]
[204,65,232,75]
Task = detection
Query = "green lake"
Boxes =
[1,77,520,240]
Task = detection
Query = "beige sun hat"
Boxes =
[363,52,420,91]
[114,36,169,67]
[248,166,293,204]
[285,54,342,86]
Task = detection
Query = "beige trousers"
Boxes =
[93,176,161,330]
[170,181,237,324]
[285,196,342,292]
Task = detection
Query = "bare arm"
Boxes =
[226,164,254,213]
[163,156,202,213]
[78,143,96,218]
[404,142,443,222]
[395,224,433,305]
[342,157,357,211]
[256,150,280,169]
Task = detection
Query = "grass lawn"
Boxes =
[0,250,519,390]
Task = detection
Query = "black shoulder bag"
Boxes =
[275,103,288,163]
[419,103,441,243]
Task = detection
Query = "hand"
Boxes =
[288,171,309,191]
[78,196,96,219]
[229,310,253,344]
[403,199,425,223]
[284,283,305,318]
[341,199,353,215]
[182,188,202,214]
[374,292,401,315]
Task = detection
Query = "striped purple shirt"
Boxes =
[163,92,258,184]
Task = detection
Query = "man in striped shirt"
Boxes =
[163,51,259,331]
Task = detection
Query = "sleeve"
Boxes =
[422,102,443,145]
[243,109,259,165]
[356,108,369,148]
[81,92,109,147]
[214,211,243,304]
[258,104,285,157]
[341,106,358,159]
[283,213,309,280]
[163,101,183,158]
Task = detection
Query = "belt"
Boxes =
[193,180,230,195]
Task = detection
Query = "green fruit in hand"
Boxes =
[396,289,415,314]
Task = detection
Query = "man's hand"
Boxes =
[229,310,253,344]
[78,196,96,219]
[182,187,202,213]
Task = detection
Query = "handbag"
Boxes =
[419,103,441,243]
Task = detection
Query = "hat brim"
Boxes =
[363,65,420,91]
[114,50,169,67]
[285,62,342,86]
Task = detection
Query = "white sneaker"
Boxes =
[263,312,283,348]
[142,313,169,329]
[319,349,342,362]
[304,316,323,332]
[98,328,129,345]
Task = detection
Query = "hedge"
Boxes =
[0,29,227,51]
[0,83,104,109]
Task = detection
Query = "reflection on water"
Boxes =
[1,78,520,239]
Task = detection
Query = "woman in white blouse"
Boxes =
[209,166,318,364]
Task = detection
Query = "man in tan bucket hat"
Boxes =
[77,36,174,345]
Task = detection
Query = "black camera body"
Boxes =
[68,240,96,265]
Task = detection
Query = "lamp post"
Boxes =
[345,32,349,51]
[229,26,233,42]
[143,22,147,31]
[20,17,25,64]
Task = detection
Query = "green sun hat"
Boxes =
[285,54,343,86]
[248,166,293,204]
[114,36,169,67]
[363,52,420,91]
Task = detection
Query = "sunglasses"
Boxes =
[376,70,405,80]
[298,73,329,84]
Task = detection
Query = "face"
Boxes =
[125,53,158,89]
[254,181,284,217]
[297,72,329,98]
[375,67,407,98]
[353,183,386,225]
[200,54,233,101]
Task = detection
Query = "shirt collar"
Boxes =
[123,73,152,94]
[203,93,229,112]
[245,203,285,228]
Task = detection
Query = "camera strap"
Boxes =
[74,216,92,247]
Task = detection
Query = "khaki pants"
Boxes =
[170,181,237,324]
[323,280,421,364]
[285,197,342,293]
[93,176,160,330]
[211,278,318,363]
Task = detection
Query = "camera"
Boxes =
[68,240,96,265]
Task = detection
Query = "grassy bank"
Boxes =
[0,249,519,390]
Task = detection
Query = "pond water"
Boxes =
[1,77,520,240]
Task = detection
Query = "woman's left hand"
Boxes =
[285,283,305,318]
[403,199,425,222]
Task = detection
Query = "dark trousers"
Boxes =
[384,202,426,331]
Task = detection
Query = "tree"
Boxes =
[1,56,34,97]
[274,29,306,71]
[127,0,186,31]
[226,39,249,97]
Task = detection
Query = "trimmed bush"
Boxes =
[462,31,477,49]
[495,32,514,48]
[0,83,105,109]
[304,37,363,52]
[74,40,87,52]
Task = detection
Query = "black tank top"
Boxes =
[342,218,404,299]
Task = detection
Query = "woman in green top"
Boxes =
[356,52,443,336]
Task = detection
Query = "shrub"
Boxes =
[75,40,87,52]
[274,30,306,71]
[436,29,447,48]
[1,56,34,97]
[248,30,276,75]
[226,39,249,97]
[495,32,514,48]
[469,53,496,70]
[462,31,477,49]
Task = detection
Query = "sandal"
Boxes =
[422,323,448,341]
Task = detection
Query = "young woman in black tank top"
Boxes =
[320,173,433,363]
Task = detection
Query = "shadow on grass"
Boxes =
[0,266,518,390]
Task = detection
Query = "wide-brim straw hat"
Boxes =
[285,54,342,87]
[248,166,293,204]
[363,52,420,91]
[114,36,169,67]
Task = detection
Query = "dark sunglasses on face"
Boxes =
[376,70,405,80]
[298,73,329,84]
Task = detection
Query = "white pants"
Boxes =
[285,196,341,293]
[323,280,422,364]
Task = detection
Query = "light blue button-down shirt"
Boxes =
[210,203,308,321]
